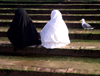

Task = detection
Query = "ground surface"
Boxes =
[0,39,100,75]
[0,37,100,50]
[0,55,100,75]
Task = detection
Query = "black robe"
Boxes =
[7,8,41,49]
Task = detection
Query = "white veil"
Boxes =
[40,10,70,49]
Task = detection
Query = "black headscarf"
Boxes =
[7,8,41,49]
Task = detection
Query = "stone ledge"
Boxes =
[0,44,100,58]
[0,69,97,76]
[0,32,100,40]
[0,56,100,75]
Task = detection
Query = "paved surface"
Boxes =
[0,40,100,75]
[0,55,100,75]
[0,41,100,75]
[0,40,100,50]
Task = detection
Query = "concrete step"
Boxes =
[0,40,100,57]
[0,31,100,40]
[1,1,100,4]
[0,0,100,2]
[0,15,100,21]
[0,1,100,9]
[0,27,99,40]
[0,2,100,29]
[0,27,99,33]
[0,20,99,29]
[0,1,100,76]
[0,9,100,14]
[0,4,100,9]
[0,54,100,75]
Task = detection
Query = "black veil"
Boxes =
[7,8,41,49]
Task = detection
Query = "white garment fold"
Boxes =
[40,10,70,49]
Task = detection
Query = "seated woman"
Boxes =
[40,10,70,49]
[7,8,41,49]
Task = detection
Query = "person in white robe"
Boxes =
[40,10,70,49]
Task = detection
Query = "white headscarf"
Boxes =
[40,10,70,49]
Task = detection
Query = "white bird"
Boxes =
[80,18,94,30]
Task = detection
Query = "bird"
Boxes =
[80,18,94,33]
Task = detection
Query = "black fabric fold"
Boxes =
[7,8,41,49]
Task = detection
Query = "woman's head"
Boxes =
[51,10,62,19]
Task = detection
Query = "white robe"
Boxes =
[40,10,70,49]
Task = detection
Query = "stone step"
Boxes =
[0,32,100,40]
[0,4,100,9]
[0,55,100,75]
[0,69,96,76]
[0,27,99,33]
[0,1,100,76]
[44,0,100,1]
[0,1,100,4]
[0,21,99,29]
[0,27,99,40]
[0,41,100,57]
[0,15,100,21]
[0,9,100,14]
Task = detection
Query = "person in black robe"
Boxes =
[7,8,41,49]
